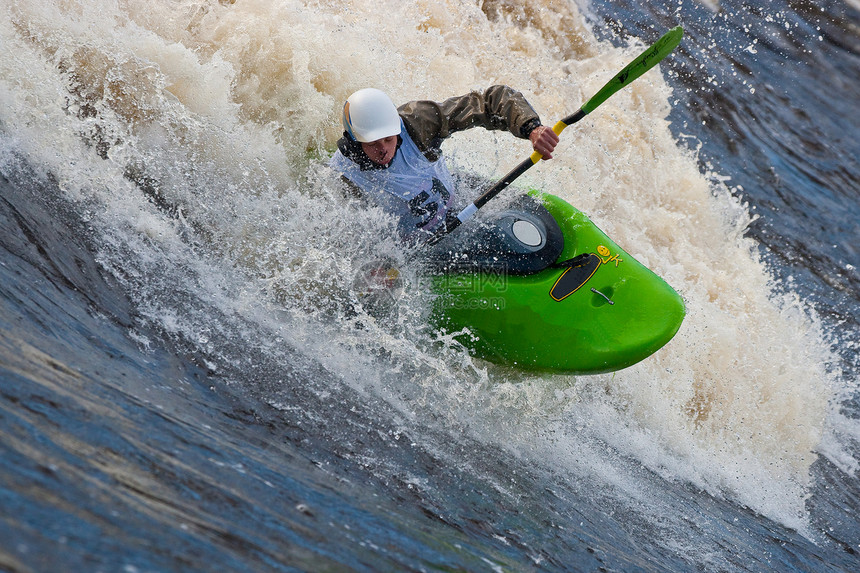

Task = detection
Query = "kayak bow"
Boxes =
[428,191,685,374]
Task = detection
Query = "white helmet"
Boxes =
[342,88,401,143]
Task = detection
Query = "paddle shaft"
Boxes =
[427,26,684,246]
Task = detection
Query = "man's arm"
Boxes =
[397,85,543,159]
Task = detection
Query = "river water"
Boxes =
[1,0,859,571]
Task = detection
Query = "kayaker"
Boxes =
[329,86,559,243]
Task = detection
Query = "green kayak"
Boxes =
[426,191,685,374]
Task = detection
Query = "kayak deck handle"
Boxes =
[591,287,615,306]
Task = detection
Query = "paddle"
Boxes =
[426,26,685,246]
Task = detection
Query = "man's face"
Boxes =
[361,135,398,166]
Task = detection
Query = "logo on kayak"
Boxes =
[597,245,622,267]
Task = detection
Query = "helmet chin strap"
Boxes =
[337,133,401,171]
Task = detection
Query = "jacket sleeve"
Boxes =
[397,85,542,159]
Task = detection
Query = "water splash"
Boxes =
[1,0,847,536]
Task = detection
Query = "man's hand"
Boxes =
[529,125,560,160]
